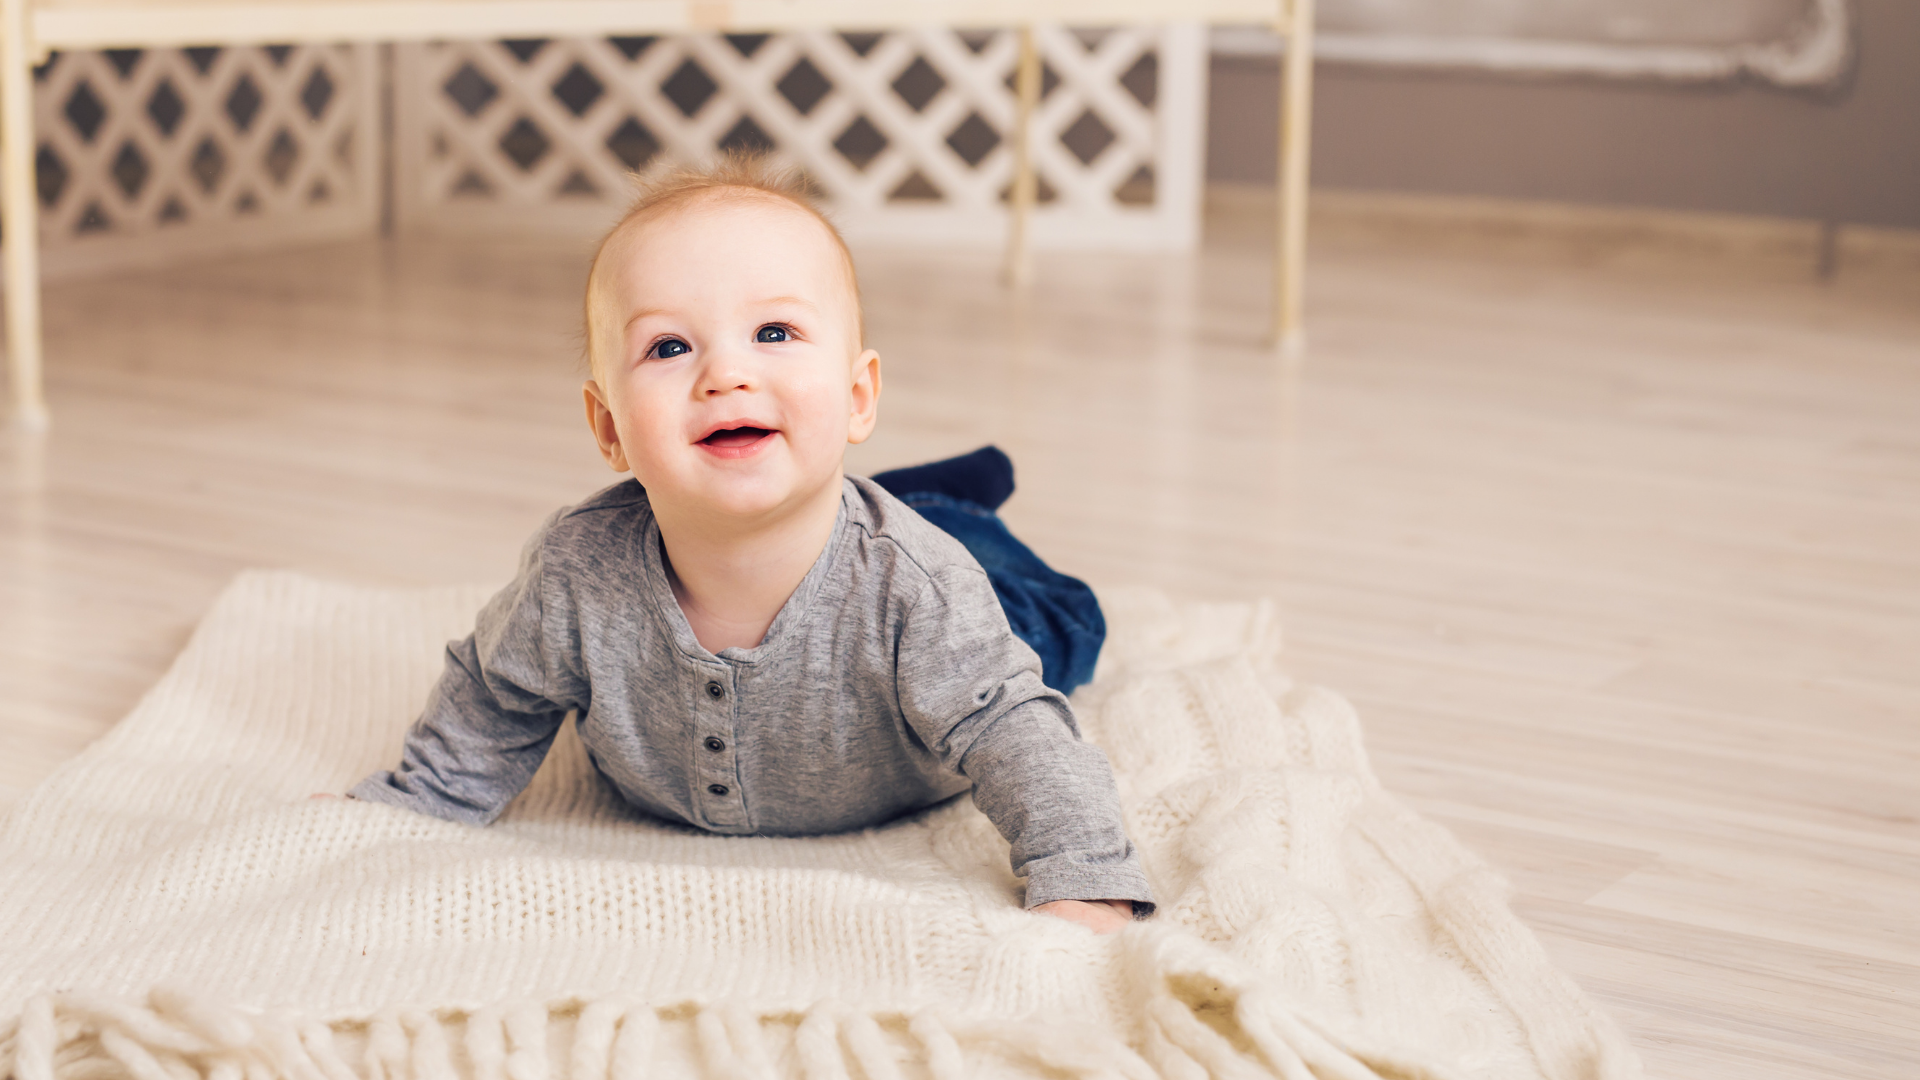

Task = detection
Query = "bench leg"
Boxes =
[1002,24,1041,288]
[1274,0,1315,354]
[2,0,47,430]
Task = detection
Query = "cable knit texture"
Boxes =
[0,571,1641,1080]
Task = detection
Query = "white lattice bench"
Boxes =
[0,0,1316,429]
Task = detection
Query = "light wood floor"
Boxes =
[3,197,1916,1079]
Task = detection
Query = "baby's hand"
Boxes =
[1034,899,1134,934]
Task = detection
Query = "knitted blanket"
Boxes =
[0,572,1640,1080]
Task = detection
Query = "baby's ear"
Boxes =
[847,349,881,444]
[583,380,631,472]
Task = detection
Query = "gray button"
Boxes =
[708,783,729,796]
[706,681,723,699]
[704,736,725,752]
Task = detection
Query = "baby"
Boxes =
[349,156,1153,934]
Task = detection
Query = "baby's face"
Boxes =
[584,193,879,524]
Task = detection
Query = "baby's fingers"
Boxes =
[1034,899,1132,934]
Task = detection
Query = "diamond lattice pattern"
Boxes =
[403,27,1198,245]
[31,44,369,246]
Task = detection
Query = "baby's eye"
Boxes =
[651,337,690,359]
[755,324,791,344]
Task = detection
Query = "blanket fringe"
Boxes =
[1133,978,1458,1080]
[0,987,1299,1080]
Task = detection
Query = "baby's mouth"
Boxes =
[699,426,775,449]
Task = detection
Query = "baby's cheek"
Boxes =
[613,391,685,469]
[785,379,857,451]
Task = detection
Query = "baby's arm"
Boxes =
[898,566,1155,928]
[350,634,571,822]
[349,519,585,824]
[950,694,1154,922]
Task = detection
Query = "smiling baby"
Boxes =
[348,156,1154,933]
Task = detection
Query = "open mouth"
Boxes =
[699,426,775,450]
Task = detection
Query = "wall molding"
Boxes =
[1207,183,1920,281]
[1213,0,1853,87]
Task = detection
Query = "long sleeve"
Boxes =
[350,516,588,825]
[895,564,1155,914]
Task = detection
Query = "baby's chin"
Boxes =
[659,447,844,520]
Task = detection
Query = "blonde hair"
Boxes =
[583,154,862,380]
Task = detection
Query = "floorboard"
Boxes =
[3,197,1915,1079]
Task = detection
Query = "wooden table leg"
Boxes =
[1002,24,1041,288]
[1274,0,1315,354]
[1,0,47,430]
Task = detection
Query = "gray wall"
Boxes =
[1207,0,1920,229]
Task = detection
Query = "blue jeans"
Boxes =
[889,491,1105,696]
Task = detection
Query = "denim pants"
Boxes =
[888,491,1106,696]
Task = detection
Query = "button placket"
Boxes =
[697,665,746,827]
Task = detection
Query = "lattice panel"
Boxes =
[395,26,1206,249]
[28,43,377,274]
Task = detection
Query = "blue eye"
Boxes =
[653,337,690,359]
[755,324,790,343]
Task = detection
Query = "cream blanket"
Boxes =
[0,572,1640,1080]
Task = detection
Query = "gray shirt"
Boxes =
[351,475,1154,913]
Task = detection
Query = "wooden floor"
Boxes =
[3,196,1916,1079]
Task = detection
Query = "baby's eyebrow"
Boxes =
[755,296,819,313]
[622,307,671,332]
[622,296,818,333]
